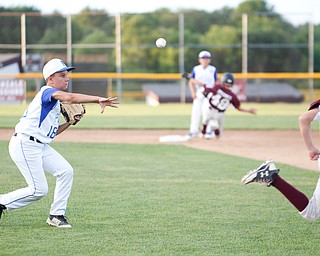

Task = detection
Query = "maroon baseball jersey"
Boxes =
[204,84,240,112]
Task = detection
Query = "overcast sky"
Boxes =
[0,0,318,25]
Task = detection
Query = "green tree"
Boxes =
[121,10,179,72]
[71,7,114,43]
[314,24,320,73]
[0,2,318,74]
[200,25,241,72]
[233,0,305,72]
[0,6,40,49]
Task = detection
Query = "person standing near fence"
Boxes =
[0,58,118,228]
[187,50,218,138]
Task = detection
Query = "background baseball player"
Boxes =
[242,99,320,221]
[187,50,217,138]
[197,72,256,138]
[0,58,118,228]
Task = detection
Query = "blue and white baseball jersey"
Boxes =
[15,85,61,143]
[191,64,217,89]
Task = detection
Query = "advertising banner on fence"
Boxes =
[0,79,26,104]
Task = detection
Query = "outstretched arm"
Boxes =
[52,91,119,113]
[52,92,119,135]
[237,106,257,115]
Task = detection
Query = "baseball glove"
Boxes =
[182,72,191,80]
[60,103,86,125]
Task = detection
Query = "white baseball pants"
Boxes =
[0,134,73,216]
[189,91,213,134]
[300,174,320,221]
[189,95,204,134]
[202,101,225,135]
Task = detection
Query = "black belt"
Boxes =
[13,133,43,144]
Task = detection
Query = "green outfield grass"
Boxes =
[1,141,320,255]
[0,102,314,130]
[1,102,320,255]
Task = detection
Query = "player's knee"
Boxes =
[301,214,319,221]
[36,191,48,199]
[64,165,74,178]
[36,184,49,197]
[58,165,74,183]
[29,184,48,199]
[300,204,320,221]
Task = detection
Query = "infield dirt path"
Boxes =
[1,128,319,172]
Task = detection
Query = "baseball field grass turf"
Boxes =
[1,141,320,255]
[0,102,313,130]
[1,102,320,255]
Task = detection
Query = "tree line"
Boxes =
[0,0,319,76]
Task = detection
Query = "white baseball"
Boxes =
[156,38,166,48]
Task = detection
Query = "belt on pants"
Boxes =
[13,133,43,144]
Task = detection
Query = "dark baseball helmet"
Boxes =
[221,72,234,85]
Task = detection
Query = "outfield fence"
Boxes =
[0,72,320,103]
[1,72,320,80]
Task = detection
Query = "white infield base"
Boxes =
[159,135,190,143]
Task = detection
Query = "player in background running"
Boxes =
[193,72,256,139]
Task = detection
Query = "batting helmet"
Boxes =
[221,72,234,85]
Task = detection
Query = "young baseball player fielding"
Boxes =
[195,72,256,139]
[242,99,320,221]
[0,58,118,227]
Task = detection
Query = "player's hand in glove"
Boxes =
[60,103,86,125]
[182,72,191,80]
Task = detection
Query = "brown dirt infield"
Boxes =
[1,128,319,171]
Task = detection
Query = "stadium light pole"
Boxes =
[242,13,248,75]
[66,15,72,69]
[308,14,314,102]
[115,14,122,101]
[20,13,26,67]
[179,13,185,103]
[242,13,248,101]
[66,15,73,92]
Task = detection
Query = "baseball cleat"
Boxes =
[0,204,6,219]
[46,215,72,228]
[204,132,214,139]
[187,132,201,139]
[241,160,279,187]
